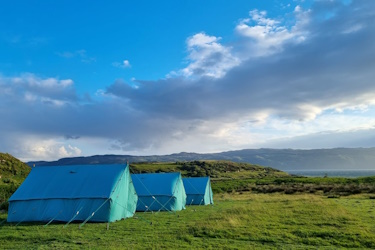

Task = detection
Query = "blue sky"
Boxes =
[1,0,309,93]
[1,0,375,161]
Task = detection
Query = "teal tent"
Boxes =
[7,164,137,223]
[132,172,186,212]
[183,177,214,205]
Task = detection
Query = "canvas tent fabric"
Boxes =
[183,177,214,205]
[132,172,186,212]
[7,164,137,223]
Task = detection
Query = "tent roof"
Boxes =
[9,164,127,201]
[183,177,210,195]
[132,172,181,196]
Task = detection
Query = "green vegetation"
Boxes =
[1,156,375,248]
[1,193,375,249]
[212,176,375,195]
[130,160,289,179]
[129,161,375,196]
[0,153,31,210]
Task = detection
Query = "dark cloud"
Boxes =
[107,0,375,122]
[64,135,80,140]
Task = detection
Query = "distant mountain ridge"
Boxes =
[27,148,375,171]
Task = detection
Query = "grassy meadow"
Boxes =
[1,193,375,249]
[1,158,375,248]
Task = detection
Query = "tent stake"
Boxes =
[64,207,83,228]
[79,198,109,229]
[44,210,62,228]
[199,198,204,206]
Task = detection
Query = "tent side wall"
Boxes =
[172,175,187,210]
[108,166,138,222]
[135,183,186,212]
[183,178,203,205]
[126,173,138,216]
[7,198,111,223]
[186,194,204,205]
[136,195,177,211]
[204,178,214,205]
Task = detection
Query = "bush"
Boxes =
[285,189,296,194]
[2,178,11,184]
[327,195,340,198]
[0,201,9,210]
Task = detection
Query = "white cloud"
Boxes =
[56,49,96,63]
[180,32,240,78]
[342,23,363,34]
[0,74,77,106]
[235,8,309,58]
[0,135,82,162]
[112,59,131,69]
[56,51,75,58]
[58,145,82,158]
[175,7,310,79]
[123,60,131,67]
[3,35,48,47]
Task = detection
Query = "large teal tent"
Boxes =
[183,177,213,205]
[7,164,137,223]
[132,172,186,212]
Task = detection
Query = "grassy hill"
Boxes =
[0,153,31,210]
[129,160,289,179]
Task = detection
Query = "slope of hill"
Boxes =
[0,153,31,210]
[0,153,31,183]
[129,160,289,179]
[28,148,375,171]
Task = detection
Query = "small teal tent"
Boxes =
[183,177,214,205]
[132,172,186,212]
[7,164,137,223]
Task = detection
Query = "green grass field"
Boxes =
[1,158,375,248]
[1,193,375,249]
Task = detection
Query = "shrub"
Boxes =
[0,201,9,210]
[285,189,296,194]
[2,178,11,184]
[327,195,340,198]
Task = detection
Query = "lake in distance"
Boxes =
[284,169,375,178]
